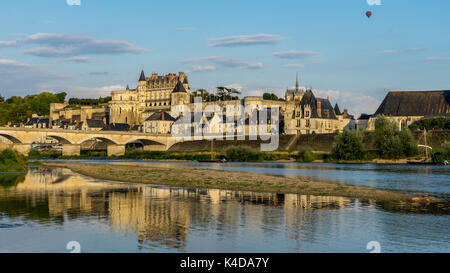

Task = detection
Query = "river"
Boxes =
[0,160,449,253]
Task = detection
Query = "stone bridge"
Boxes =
[0,127,179,156]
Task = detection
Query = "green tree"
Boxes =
[409,117,450,130]
[296,146,315,162]
[398,128,418,157]
[0,92,68,125]
[330,130,365,160]
[373,116,418,159]
[263,93,278,101]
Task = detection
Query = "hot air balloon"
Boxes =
[366,11,372,18]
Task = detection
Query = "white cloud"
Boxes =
[0,59,66,97]
[176,27,196,31]
[274,50,320,59]
[180,56,263,71]
[208,34,282,47]
[59,56,98,63]
[192,65,217,72]
[424,57,450,61]
[380,48,426,54]
[0,33,148,58]
[312,88,380,118]
[0,59,31,68]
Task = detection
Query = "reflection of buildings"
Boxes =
[0,167,353,251]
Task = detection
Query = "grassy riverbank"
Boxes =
[43,162,431,203]
[0,149,27,172]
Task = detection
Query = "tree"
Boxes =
[296,146,315,162]
[409,117,450,130]
[330,130,365,160]
[0,92,69,125]
[263,93,278,101]
[398,128,418,157]
[374,116,418,159]
[0,94,4,103]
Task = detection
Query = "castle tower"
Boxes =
[138,70,146,89]
[296,72,299,92]
[171,80,190,107]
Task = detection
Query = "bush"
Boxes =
[373,116,418,159]
[398,128,419,157]
[409,117,450,131]
[0,149,27,172]
[296,146,315,163]
[225,146,263,162]
[431,141,450,164]
[330,130,365,160]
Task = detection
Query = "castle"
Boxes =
[49,70,356,135]
[106,70,355,135]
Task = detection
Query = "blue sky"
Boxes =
[1,0,449,116]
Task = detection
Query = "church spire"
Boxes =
[139,69,146,81]
[295,72,299,92]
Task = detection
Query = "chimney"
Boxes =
[162,112,165,121]
[316,98,322,117]
[344,109,348,116]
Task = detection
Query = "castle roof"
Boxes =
[85,119,105,128]
[145,111,176,122]
[139,70,146,81]
[334,103,341,115]
[374,90,450,117]
[298,90,338,119]
[172,80,187,93]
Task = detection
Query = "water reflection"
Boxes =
[0,167,358,252]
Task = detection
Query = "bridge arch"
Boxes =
[126,138,166,151]
[47,135,73,144]
[79,136,117,145]
[0,133,23,144]
[126,138,165,146]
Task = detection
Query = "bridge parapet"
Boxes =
[0,127,180,155]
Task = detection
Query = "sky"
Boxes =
[1,0,450,117]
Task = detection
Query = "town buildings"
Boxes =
[359,90,450,130]
[43,70,378,136]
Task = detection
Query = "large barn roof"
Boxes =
[374,91,450,116]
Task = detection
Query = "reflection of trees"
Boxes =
[0,173,25,188]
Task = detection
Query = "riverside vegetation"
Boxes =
[0,149,27,188]
[24,116,449,164]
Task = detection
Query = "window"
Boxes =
[297,120,301,127]
[306,111,310,117]
[306,120,310,127]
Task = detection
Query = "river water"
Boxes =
[0,160,449,253]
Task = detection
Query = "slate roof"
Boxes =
[85,119,105,128]
[297,90,338,119]
[145,111,176,122]
[334,103,342,115]
[139,70,146,81]
[172,80,187,93]
[374,91,450,117]
[102,123,130,131]
[358,114,373,120]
